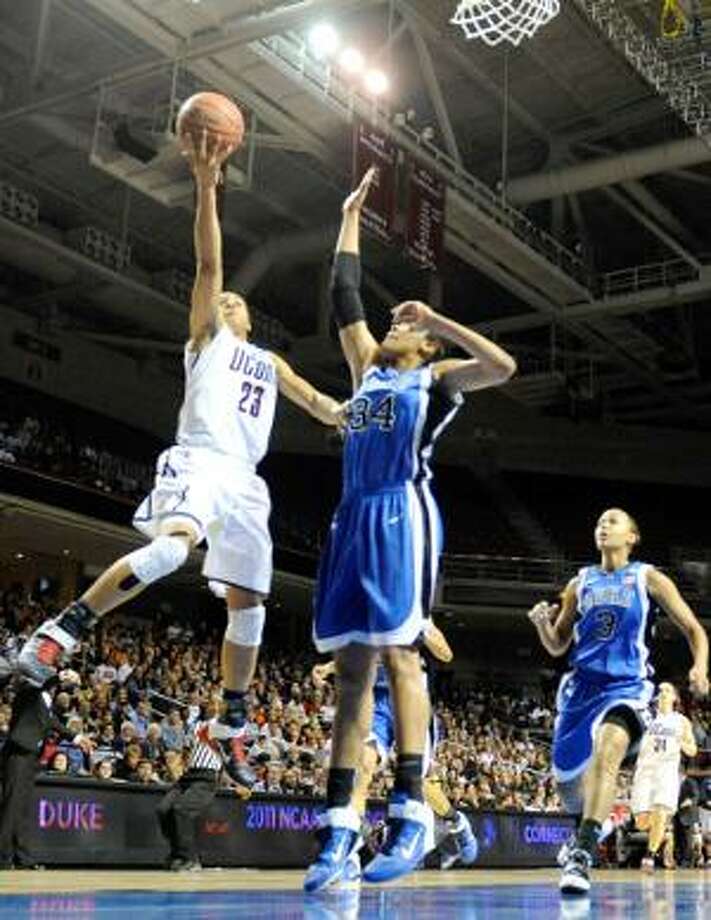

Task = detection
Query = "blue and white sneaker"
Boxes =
[453,811,479,865]
[338,848,362,888]
[362,795,430,884]
[560,847,592,896]
[304,807,362,893]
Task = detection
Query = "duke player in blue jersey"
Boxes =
[304,168,516,892]
[311,623,478,876]
[528,508,708,896]
[17,134,342,782]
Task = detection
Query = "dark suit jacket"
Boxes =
[5,684,70,754]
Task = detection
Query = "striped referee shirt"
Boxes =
[187,722,223,773]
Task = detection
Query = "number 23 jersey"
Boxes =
[571,561,656,682]
[176,326,277,466]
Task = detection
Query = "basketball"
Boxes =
[176,92,245,153]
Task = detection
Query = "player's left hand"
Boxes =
[391,300,435,330]
[688,665,709,698]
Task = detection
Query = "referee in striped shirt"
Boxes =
[157,720,246,871]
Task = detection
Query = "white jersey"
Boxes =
[636,711,686,770]
[176,327,277,466]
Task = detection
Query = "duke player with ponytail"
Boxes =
[18,132,342,782]
[528,508,708,896]
[304,168,516,892]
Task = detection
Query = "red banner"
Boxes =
[353,121,397,244]
[406,159,445,273]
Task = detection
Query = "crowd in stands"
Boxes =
[2,590,710,813]
[0,590,564,810]
[0,414,153,503]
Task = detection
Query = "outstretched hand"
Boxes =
[343,166,377,214]
[182,128,234,186]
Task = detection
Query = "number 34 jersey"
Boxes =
[343,364,461,495]
[176,326,277,467]
[571,561,656,682]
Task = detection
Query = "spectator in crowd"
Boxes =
[94,759,114,782]
[162,710,186,753]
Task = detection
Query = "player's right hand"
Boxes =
[182,128,234,185]
[527,601,558,626]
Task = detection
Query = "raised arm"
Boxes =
[331,168,379,390]
[387,301,516,394]
[647,568,709,697]
[528,578,578,657]
[184,131,233,348]
[271,353,343,427]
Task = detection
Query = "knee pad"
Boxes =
[225,605,265,647]
[557,778,584,816]
[126,535,190,585]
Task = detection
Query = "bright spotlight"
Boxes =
[308,22,340,59]
[364,69,389,96]
[339,47,365,75]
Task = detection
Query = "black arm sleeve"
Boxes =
[330,252,365,329]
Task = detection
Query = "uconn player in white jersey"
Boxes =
[18,133,341,778]
[631,681,697,872]
[304,169,516,892]
[528,508,708,896]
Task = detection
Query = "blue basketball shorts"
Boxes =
[552,671,653,783]
[313,482,441,652]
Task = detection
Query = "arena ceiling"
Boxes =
[2,1,711,430]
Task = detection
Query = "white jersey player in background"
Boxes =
[18,132,342,780]
[631,682,697,871]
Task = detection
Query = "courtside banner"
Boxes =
[28,779,574,868]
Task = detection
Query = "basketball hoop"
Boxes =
[451,0,561,48]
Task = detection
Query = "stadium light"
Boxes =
[308,22,340,59]
[339,47,365,75]
[364,69,389,96]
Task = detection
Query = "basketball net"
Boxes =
[451,0,561,48]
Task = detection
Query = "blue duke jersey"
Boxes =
[343,365,462,494]
[176,327,277,465]
[313,363,461,651]
[571,561,656,681]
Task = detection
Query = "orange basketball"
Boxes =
[176,92,245,152]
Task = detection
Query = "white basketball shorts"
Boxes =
[631,763,680,814]
[133,445,272,595]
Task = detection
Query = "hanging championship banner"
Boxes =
[406,159,445,273]
[353,121,397,243]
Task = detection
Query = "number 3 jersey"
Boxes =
[343,364,461,495]
[571,561,656,682]
[176,326,277,466]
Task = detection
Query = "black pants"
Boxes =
[156,770,217,862]
[0,742,37,867]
